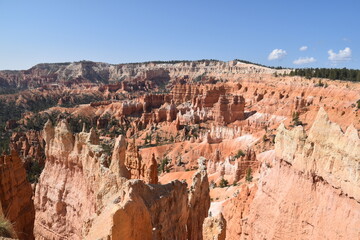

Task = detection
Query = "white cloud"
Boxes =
[293,57,316,65]
[268,49,287,60]
[299,46,308,51]
[328,47,352,62]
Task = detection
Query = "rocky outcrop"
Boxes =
[87,157,209,240]
[153,100,178,123]
[10,130,45,165]
[207,149,258,183]
[3,59,360,239]
[0,60,281,90]
[125,140,145,180]
[187,157,211,240]
[202,213,226,240]
[142,94,169,112]
[275,107,360,202]
[0,151,35,240]
[222,185,257,239]
[109,135,130,178]
[171,83,230,107]
[237,108,360,239]
[177,108,207,125]
[147,154,158,184]
[213,95,245,125]
[34,120,128,239]
[209,125,242,141]
[123,140,157,184]
[242,157,360,239]
[35,120,211,239]
[86,180,189,240]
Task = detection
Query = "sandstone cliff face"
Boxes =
[10,130,45,165]
[187,157,211,240]
[243,158,360,240]
[275,107,360,202]
[109,135,130,178]
[87,180,189,240]
[237,108,360,239]
[125,140,145,180]
[35,120,210,239]
[207,149,258,184]
[35,120,129,239]
[2,59,359,239]
[222,185,257,239]
[92,158,209,240]
[213,95,245,125]
[0,152,35,240]
[202,213,227,240]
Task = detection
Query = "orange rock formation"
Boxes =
[222,108,360,239]
[0,151,35,240]
[0,60,359,239]
[34,120,210,239]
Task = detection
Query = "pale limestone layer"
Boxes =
[275,107,360,201]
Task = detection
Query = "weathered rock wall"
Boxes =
[242,158,360,240]
[203,213,227,240]
[0,152,35,240]
[222,185,257,240]
[10,130,45,165]
[34,120,121,239]
[34,120,210,239]
[235,108,360,239]
[86,180,189,240]
[187,158,210,240]
[0,60,278,90]
[213,95,245,125]
[275,107,360,202]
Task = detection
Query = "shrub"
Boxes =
[292,112,303,126]
[245,167,253,182]
[0,215,15,238]
[262,134,268,142]
[0,137,10,155]
[26,161,44,184]
[101,143,112,156]
[357,100,360,109]
[219,178,229,188]
[144,133,152,145]
[158,157,170,173]
[234,149,245,159]
[155,134,161,145]
[193,73,206,82]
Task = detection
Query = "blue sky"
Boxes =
[0,0,359,70]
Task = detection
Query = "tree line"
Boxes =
[234,59,285,69]
[287,68,360,82]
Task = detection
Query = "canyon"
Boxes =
[0,60,359,239]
